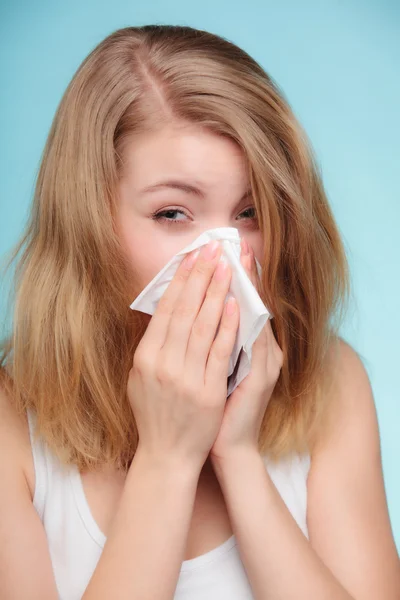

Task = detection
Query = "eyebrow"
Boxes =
[139,179,252,202]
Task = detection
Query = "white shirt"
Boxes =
[27,408,311,599]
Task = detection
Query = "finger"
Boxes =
[185,261,233,386]
[161,241,223,368]
[205,296,240,393]
[265,317,284,363]
[240,237,259,290]
[253,318,282,378]
[137,247,201,353]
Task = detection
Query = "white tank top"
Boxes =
[27,408,311,600]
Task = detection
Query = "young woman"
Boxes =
[0,25,398,600]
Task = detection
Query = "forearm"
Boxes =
[83,450,200,600]
[213,450,354,600]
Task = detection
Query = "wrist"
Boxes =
[211,446,261,478]
[133,446,204,481]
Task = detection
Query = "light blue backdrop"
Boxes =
[1,1,399,549]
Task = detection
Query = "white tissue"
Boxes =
[130,227,273,396]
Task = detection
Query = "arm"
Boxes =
[83,450,200,600]
[212,340,400,600]
[0,384,201,600]
[0,387,59,600]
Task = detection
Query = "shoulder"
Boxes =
[312,337,378,456]
[0,373,60,597]
[0,373,35,501]
[306,339,400,597]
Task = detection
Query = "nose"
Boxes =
[198,224,240,236]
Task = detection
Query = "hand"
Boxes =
[210,236,283,465]
[128,240,240,472]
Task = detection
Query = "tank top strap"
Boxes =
[26,408,48,519]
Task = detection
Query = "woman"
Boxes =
[0,24,398,600]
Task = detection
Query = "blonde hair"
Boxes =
[0,25,351,470]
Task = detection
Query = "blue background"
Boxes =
[1,1,399,549]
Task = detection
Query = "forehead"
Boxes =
[120,124,249,190]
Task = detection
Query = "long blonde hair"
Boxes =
[0,25,351,470]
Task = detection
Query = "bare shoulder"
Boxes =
[312,337,378,452]
[307,338,400,599]
[0,374,35,501]
[0,372,59,597]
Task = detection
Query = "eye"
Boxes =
[151,206,258,226]
[237,207,257,220]
[151,208,189,225]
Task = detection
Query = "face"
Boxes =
[115,123,264,294]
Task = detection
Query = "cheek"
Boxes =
[124,238,165,288]
[247,234,264,265]
[121,227,186,292]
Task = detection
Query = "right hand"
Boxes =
[128,240,240,471]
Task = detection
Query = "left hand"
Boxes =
[210,236,283,465]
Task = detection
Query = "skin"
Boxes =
[115,122,264,290]
[1,121,398,600]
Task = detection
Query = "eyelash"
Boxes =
[151,206,258,226]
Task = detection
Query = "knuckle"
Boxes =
[155,361,178,385]
[192,316,216,339]
[175,269,191,284]
[175,302,198,319]
[156,295,174,317]
[193,260,212,277]
[133,349,152,375]
[209,342,231,363]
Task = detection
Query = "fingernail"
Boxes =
[226,297,237,316]
[201,240,220,260]
[184,249,200,269]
